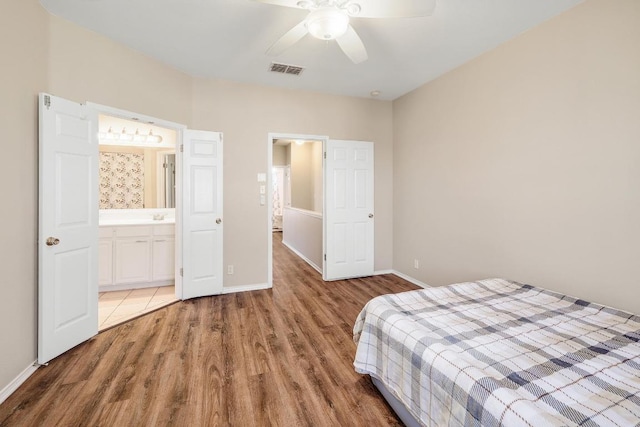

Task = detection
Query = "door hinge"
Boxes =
[180,144,184,153]
[163,163,168,169]
[44,95,51,110]
[324,152,326,159]
[324,254,326,261]
[180,268,183,277]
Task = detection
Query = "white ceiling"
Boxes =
[39,0,583,101]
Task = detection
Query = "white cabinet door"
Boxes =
[152,237,175,281]
[98,239,113,286]
[114,239,151,284]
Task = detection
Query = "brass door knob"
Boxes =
[46,237,60,246]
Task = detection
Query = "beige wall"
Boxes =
[272,145,287,166]
[311,141,323,212]
[47,15,193,126]
[191,78,394,287]
[290,141,323,212]
[290,142,315,211]
[393,0,640,314]
[0,0,49,393]
[282,208,323,270]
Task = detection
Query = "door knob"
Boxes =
[46,237,60,246]
[368,213,374,218]
[216,218,222,224]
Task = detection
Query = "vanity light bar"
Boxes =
[98,127,163,144]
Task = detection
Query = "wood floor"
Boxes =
[0,233,419,426]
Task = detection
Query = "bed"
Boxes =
[353,278,640,426]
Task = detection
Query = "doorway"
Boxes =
[271,165,289,231]
[266,133,376,286]
[267,133,327,285]
[38,93,224,364]
[95,113,179,330]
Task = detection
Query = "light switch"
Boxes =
[259,185,266,194]
[257,173,266,182]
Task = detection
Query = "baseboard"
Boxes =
[222,282,271,294]
[281,241,322,274]
[374,269,394,275]
[392,270,431,289]
[99,281,173,292]
[0,361,38,405]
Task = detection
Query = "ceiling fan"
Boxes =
[255,0,436,64]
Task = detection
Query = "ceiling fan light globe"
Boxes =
[306,8,349,40]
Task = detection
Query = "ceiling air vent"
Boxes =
[269,62,305,76]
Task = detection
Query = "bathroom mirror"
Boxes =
[99,145,175,209]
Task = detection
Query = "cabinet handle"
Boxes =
[154,239,166,242]
[135,240,147,243]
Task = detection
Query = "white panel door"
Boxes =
[324,140,374,280]
[38,93,98,364]
[182,130,223,299]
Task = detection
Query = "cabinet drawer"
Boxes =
[115,226,152,238]
[153,224,175,236]
[99,227,114,238]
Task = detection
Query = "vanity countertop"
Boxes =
[99,218,175,226]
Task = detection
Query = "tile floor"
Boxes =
[98,285,177,331]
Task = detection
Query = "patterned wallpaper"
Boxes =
[99,152,144,209]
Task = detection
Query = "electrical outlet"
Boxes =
[227,265,234,275]
[413,259,420,269]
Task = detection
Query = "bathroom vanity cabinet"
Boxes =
[99,223,175,291]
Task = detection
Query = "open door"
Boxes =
[323,140,374,280]
[181,130,223,299]
[38,93,99,364]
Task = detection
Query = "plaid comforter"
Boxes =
[353,278,640,426]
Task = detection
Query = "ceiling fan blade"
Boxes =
[336,25,368,64]
[253,0,308,10]
[266,20,309,56]
[352,0,436,18]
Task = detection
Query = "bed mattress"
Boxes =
[353,278,640,426]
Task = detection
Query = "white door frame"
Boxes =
[267,133,328,286]
[86,102,186,298]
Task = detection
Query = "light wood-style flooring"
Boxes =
[0,232,419,426]
[99,285,177,331]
